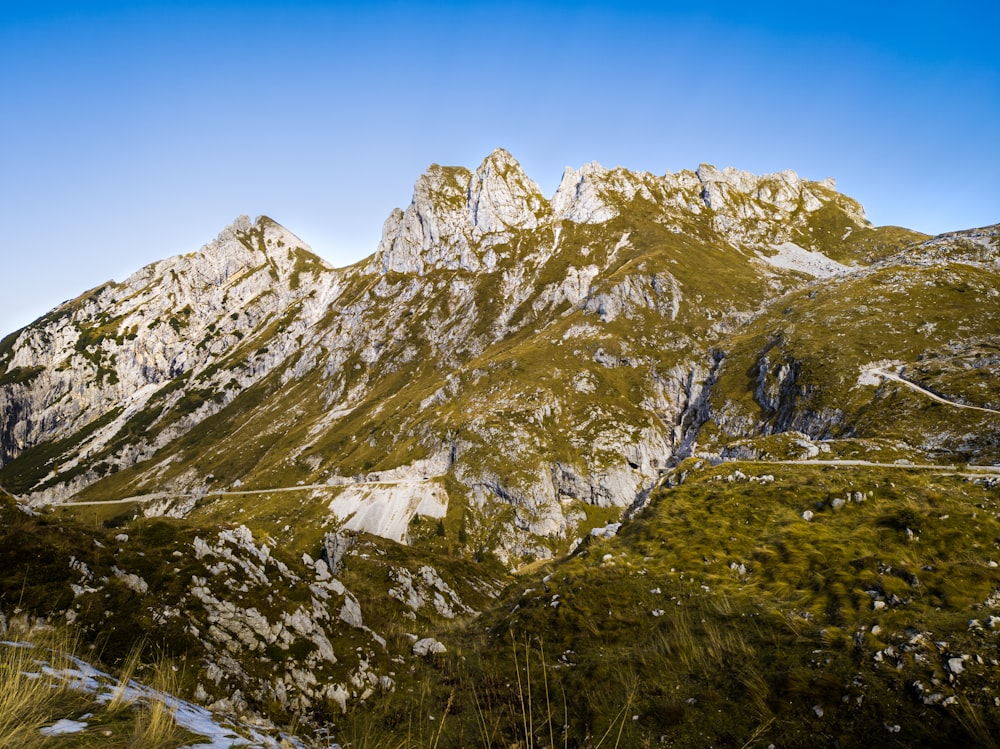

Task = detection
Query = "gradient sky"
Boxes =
[2,1,998,337]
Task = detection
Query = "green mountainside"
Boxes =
[1,150,998,747]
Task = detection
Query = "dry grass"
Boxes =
[105,639,145,714]
[128,664,181,749]
[0,618,192,749]
[0,620,88,749]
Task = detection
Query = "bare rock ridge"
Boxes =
[4,148,985,562]
[0,216,330,470]
[376,148,863,275]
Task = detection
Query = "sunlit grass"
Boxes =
[0,619,196,749]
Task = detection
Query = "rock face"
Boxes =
[1,148,970,560]
[0,216,336,497]
[378,149,546,275]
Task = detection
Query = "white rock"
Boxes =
[412,638,447,657]
[468,149,544,235]
[590,523,622,539]
[339,595,363,628]
[111,566,148,595]
[327,479,448,544]
[759,242,849,278]
[551,162,617,224]
[314,560,331,580]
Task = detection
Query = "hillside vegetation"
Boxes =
[1,151,997,747]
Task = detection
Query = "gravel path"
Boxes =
[872,367,1000,416]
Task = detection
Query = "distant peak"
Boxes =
[470,150,544,235]
[473,148,537,187]
[205,214,312,263]
[696,163,801,189]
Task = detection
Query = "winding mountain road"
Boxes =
[871,367,1000,416]
[52,476,442,507]
[752,458,999,479]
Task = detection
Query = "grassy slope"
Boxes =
[352,461,1000,748]
[708,258,1000,462]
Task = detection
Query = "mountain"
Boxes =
[1,150,999,747]
[0,149,915,557]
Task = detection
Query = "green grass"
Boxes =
[709,261,1000,463]
[336,461,1000,748]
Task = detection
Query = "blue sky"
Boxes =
[2,1,998,336]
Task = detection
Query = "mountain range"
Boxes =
[1,149,998,748]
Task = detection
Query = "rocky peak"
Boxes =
[693,163,868,226]
[467,148,545,236]
[121,215,319,306]
[218,213,254,240]
[377,164,472,274]
[551,161,618,224]
[378,151,874,274]
[378,150,547,274]
[696,163,800,213]
[0,213,330,477]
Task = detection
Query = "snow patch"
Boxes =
[40,719,88,735]
[4,640,306,748]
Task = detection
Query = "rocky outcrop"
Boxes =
[551,162,622,223]
[468,149,546,236]
[378,148,546,274]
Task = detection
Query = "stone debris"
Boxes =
[412,638,447,657]
[590,523,622,539]
[388,565,475,619]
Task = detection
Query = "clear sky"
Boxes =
[2,1,998,337]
